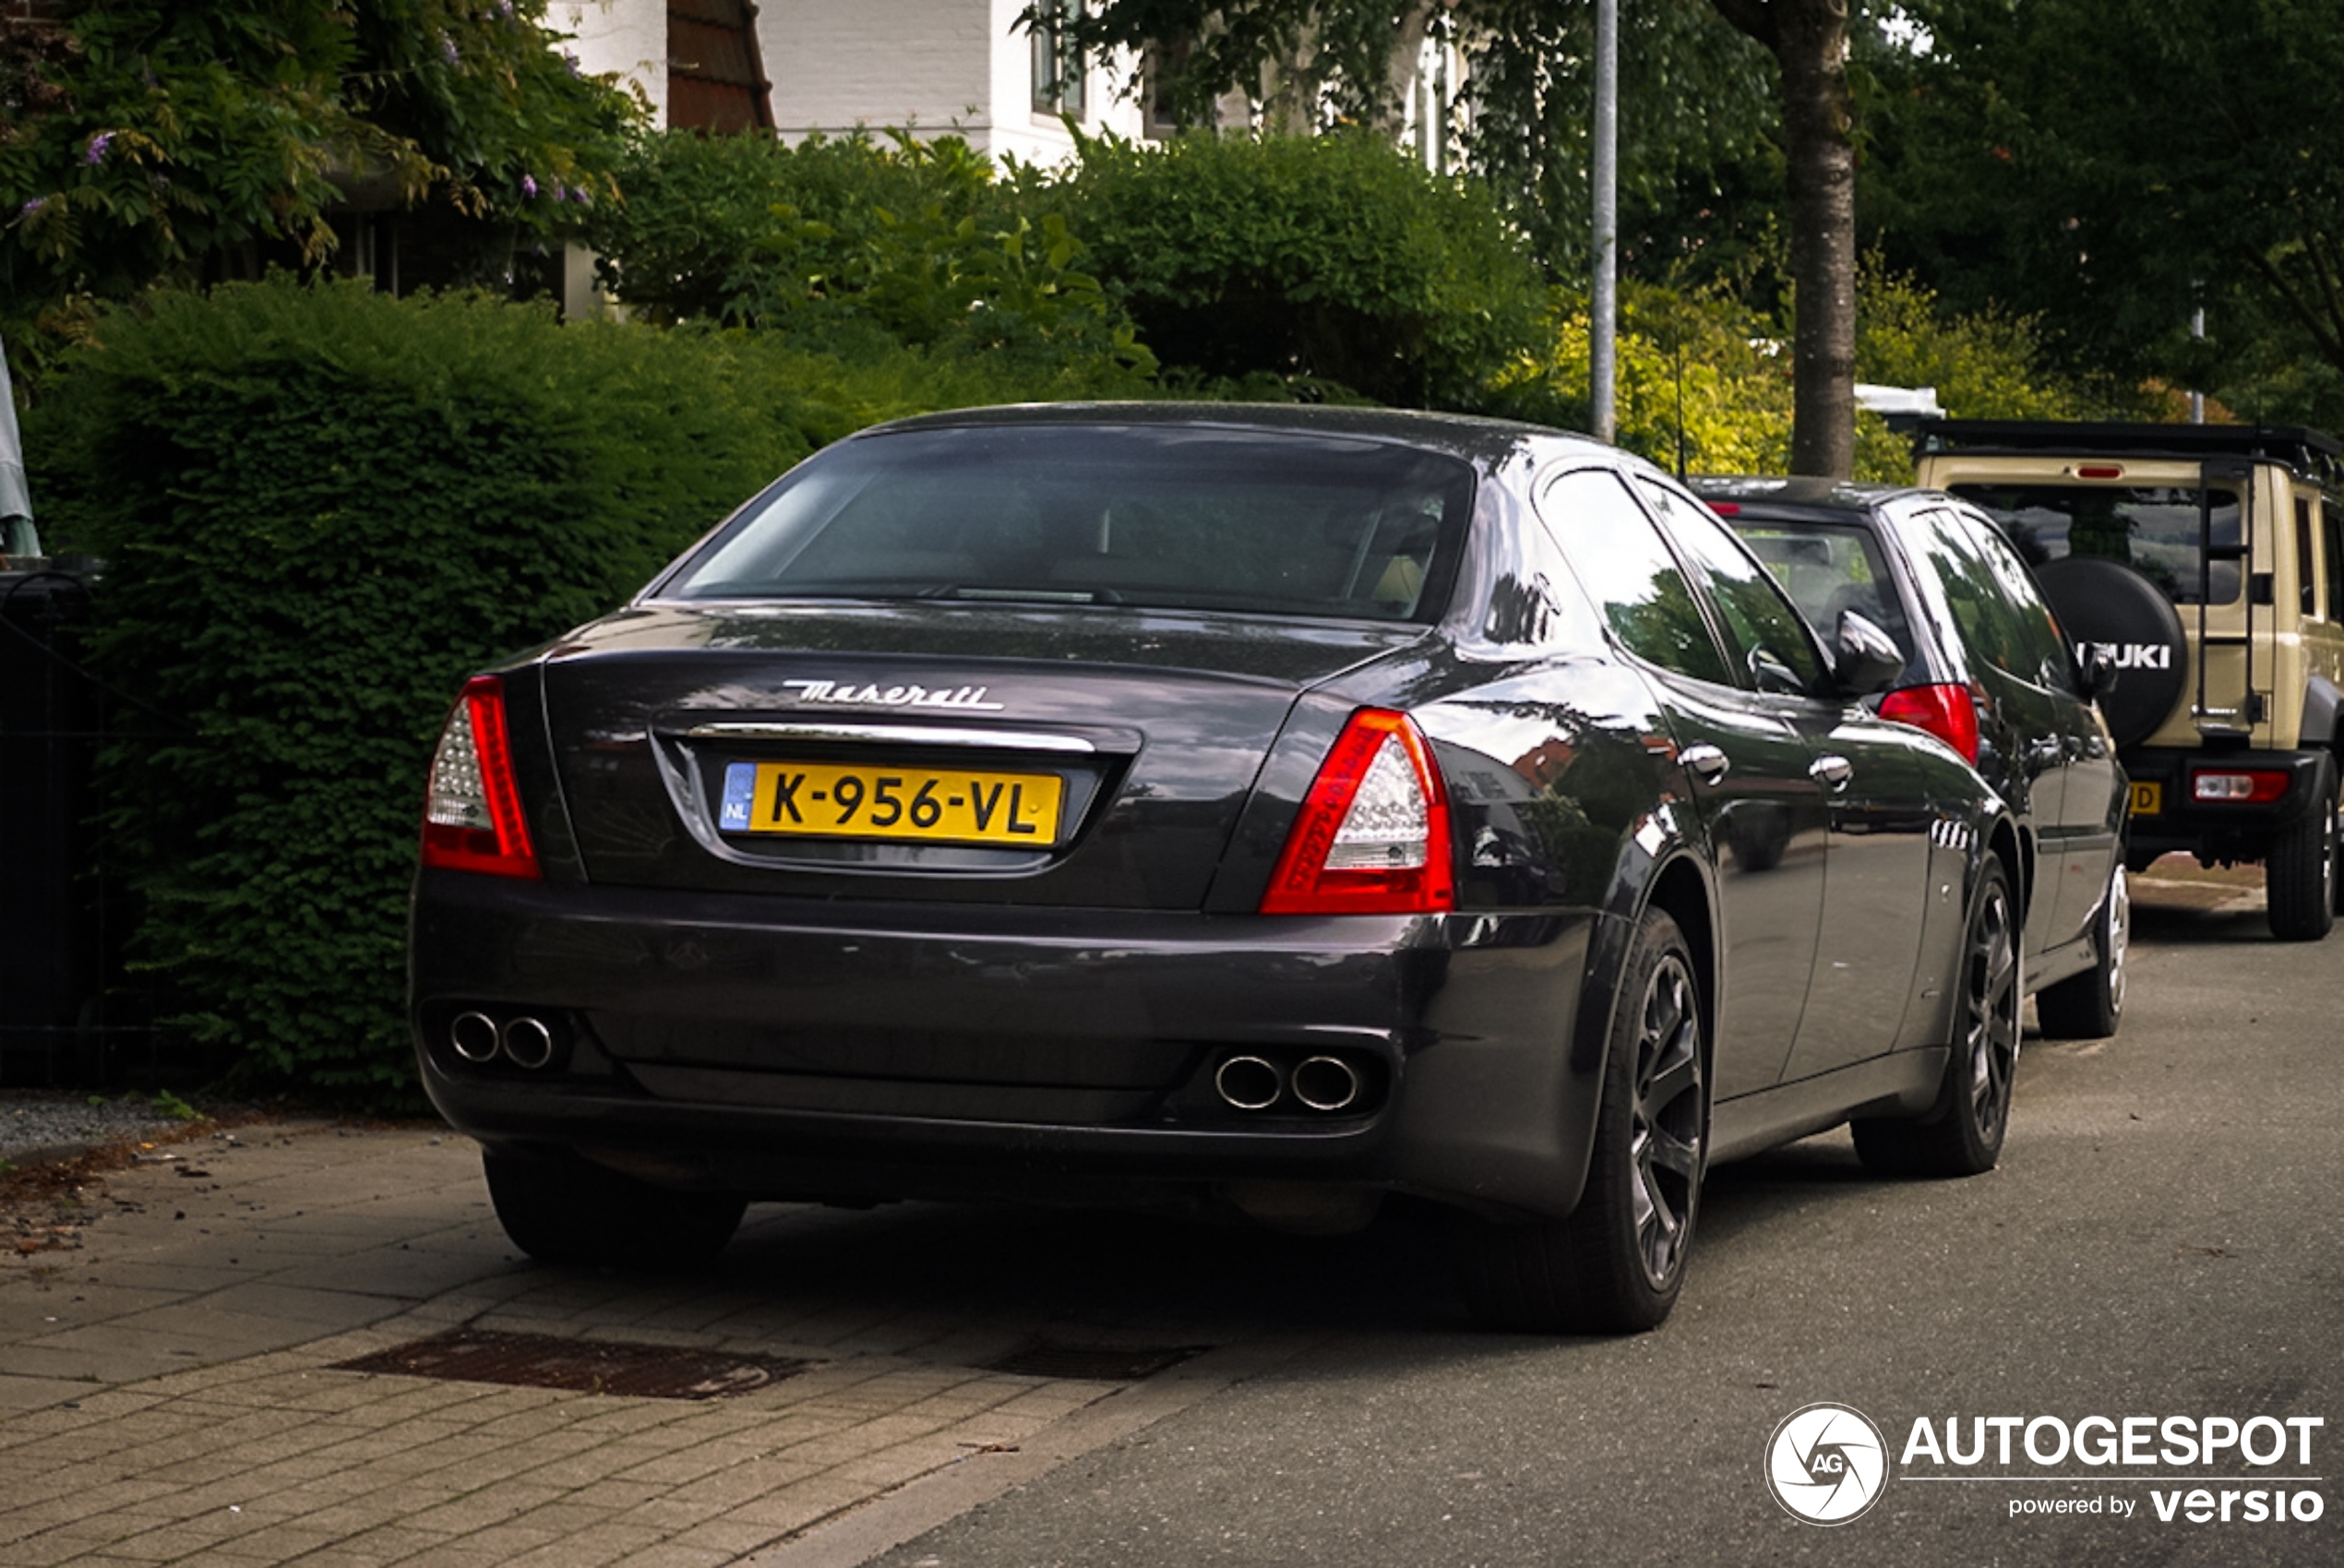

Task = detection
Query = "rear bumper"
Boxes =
[409,870,1603,1218]
[2120,747,2327,861]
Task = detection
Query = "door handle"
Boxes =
[1809,754,1853,790]
[1680,744,1730,784]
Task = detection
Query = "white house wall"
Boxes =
[758,0,1144,164]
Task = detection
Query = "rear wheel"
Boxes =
[2266,753,2338,942]
[484,1149,745,1269]
[1455,908,1706,1334]
[1853,857,2018,1178]
[2035,860,2127,1039]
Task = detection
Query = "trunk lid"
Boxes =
[540,601,1424,909]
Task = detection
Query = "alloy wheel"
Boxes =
[1631,953,1704,1289]
[2106,864,2130,1016]
[1963,879,2021,1144]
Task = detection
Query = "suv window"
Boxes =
[2324,497,2344,624]
[1954,483,2243,605]
[1636,477,1828,694]
[1538,469,1733,686]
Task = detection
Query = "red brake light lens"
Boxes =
[1261,709,1455,916]
[420,676,540,879]
[1878,682,1981,765]
[2192,770,2291,804]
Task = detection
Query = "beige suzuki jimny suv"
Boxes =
[1915,420,2344,940]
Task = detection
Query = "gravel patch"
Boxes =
[0,1089,210,1164]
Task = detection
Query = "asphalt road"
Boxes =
[826,871,2343,1568]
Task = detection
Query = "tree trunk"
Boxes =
[1714,0,1856,477]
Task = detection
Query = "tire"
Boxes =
[2266,753,2338,942]
[484,1148,745,1269]
[1852,857,2019,1179]
[2034,860,2128,1039]
[1455,909,1707,1334]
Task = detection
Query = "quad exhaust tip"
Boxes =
[1214,1055,1284,1111]
[502,1016,556,1071]
[1290,1055,1361,1113]
[450,1011,501,1063]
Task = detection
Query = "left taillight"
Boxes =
[1878,681,1981,765]
[420,676,540,880]
[1261,709,1455,916]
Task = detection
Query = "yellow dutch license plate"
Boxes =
[718,760,1063,845]
[2129,781,2163,816]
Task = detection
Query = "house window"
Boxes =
[1032,0,1087,117]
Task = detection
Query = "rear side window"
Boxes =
[1908,509,2071,688]
[1953,483,2242,604]
[1537,469,1733,686]
[664,425,1476,622]
[1638,479,1829,695]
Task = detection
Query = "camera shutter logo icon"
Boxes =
[1765,1403,1889,1525]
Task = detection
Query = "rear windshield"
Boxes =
[1950,483,2242,604]
[660,424,1477,622]
[1728,520,1916,664]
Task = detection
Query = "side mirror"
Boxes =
[1833,610,1905,696]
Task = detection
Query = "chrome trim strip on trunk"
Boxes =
[682,722,1097,754]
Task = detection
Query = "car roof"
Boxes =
[853,401,1612,469]
[1686,473,1941,520]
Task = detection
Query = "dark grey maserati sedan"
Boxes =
[411,405,2016,1334]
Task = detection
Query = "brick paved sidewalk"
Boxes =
[0,1126,1264,1567]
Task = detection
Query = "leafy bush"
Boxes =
[1043,130,1549,409]
[587,129,1151,377]
[1496,263,2135,482]
[30,277,1138,1099]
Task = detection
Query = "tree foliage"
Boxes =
[0,2,637,321]
[1044,0,1775,273]
[1864,0,2344,426]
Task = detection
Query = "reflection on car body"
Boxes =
[412,406,2017,1334]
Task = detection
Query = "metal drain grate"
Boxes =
[332,1329,814,1400]
[985,1343,1208,1382]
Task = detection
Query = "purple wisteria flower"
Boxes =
[18,197,45,218]
[441,35,460,67]
[85,131,114,165]
[521,174,539,198]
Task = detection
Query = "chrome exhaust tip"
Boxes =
[502,1015,556,1070]
[1290,1055,1361,1113]
[1214,1054,1284,1111]
[450,1011,502,1064]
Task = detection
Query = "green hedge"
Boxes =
[30,277,1145,1099]
[1043,131,1550,409]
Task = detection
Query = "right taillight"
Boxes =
[420,676,540,879]
[1878,682,1981,765]
[1260,709,1455,916]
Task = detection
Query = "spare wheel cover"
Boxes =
[2033,556,2188,748]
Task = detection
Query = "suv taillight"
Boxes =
[1878,682,1982,765]
[420,676,540,879]
[1261,709,1455,916]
